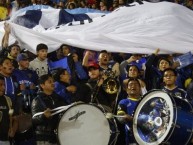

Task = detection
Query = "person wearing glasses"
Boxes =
[162,68,187,100]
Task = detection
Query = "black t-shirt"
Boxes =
[0,96,10,141]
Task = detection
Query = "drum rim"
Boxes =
[132,89,174,145]
[57,103,112,145]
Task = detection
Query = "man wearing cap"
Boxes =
[14,53,38,111]
[86,62,118,112]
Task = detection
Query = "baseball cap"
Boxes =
[88,62,100,70]
[17,53,29,62]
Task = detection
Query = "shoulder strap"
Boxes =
[85,83,93,90]
[5,96,12,110]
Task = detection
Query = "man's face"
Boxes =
[19,59,29,69]
[113,0,118,7]
[128,66,139,78]
[0,79,5,96]
[0,59,13,76]
[40,77,55,92]
[37,49,48,61]
[60,70,71,84]
[88,68,100,79]
[163,70,176,86]
[127,80,141,96]
[98,52,109,65]
[62,46,70,57]
[10,46,20,59]
[158,60,170,71]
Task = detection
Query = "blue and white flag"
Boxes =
[48,57,71,73]
[5,2,193,54]
[173,52,193,69]
[11,6,104,29]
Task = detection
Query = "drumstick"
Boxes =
[105,113,126,119]
[51,106,71,116]
[32,104,73,118]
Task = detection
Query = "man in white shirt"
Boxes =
[29,43,49,77]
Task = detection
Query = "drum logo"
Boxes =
[69,111,86,121]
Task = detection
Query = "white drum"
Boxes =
[57,103,118,145]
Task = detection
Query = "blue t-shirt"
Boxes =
[118,97,140,145]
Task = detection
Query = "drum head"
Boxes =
[133,90,174,145]
[58,104,111,145]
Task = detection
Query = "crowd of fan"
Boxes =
[0,0,193,144]
[0,21,193,145]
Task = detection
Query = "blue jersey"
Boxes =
[163,86,187,100]
[54,81,73,104]
[13,69,38,86]
[117,97,140,145]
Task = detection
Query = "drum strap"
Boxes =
[85,83,93,90]
[5,95,12,111]
[5,96,13,143]
[86,83,100,104]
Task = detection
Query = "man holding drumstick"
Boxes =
[31,74,67,145]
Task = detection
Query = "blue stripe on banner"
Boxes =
[65,8,109,14]
[58,9,92,26]
[73,13,92,22]
[14,10,42,28]
[58,9,74,26]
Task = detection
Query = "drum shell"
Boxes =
[163,96,193,145]
[132,90,193,145]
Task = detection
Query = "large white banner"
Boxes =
[6,2,193,54]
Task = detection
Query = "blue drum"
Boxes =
[132,90,193,145]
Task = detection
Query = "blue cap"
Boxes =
[17,53,29,62]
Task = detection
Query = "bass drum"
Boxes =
[57,103,119,145]
[132,90,193,145]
